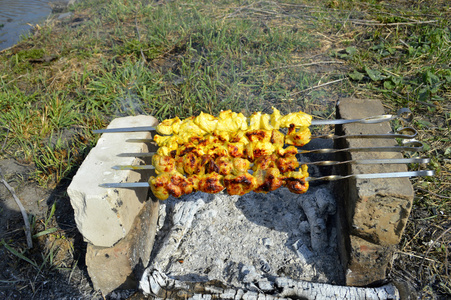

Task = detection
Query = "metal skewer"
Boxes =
[98,170,434,189]
[92,108,412,134]
[310,127,417,140]
[116,141,424,158]
[298,140,424,154]
[306,170,434,182]
[124,127,418,143]
[112,157,430,171]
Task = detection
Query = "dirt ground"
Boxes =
[0,160,98,299]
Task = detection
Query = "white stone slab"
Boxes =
[68,115,158,247]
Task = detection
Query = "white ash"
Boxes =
[140,268,400,299]
[145,176,342,292]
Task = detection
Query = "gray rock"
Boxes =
[67,115,158,247]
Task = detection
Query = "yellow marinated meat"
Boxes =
[156,117,181,135]
[149,171,193,200]
[156,108,312,138]
[231,157,251,175]
[252,154,277,171]
[182,153,203,175]
[260,113,272,130]
[217,110,248,132]
[148,109,317,199]
[194,112,218,132]
[154,135,179,149]
[152,154,176,174]
[226,142,245,158]
[156,146,172,156]
[270,130,285,148]
[212,130,230,142]
[198,172,225,194]
[178,117,207,137]
[279,111,312,129]
[276,154,299,173]
[283,164,309,194]
[207,157,233,176]
[248,112,262,130]
[204,142,228,158]
[223,173,257,196]
[245,141,276,161]
[270,107,282,129]
[176,142,205,157]
[276,145,298,157]
[245,130,272,143]
[197,134,221,147]
[254,168,283,193]
[153,134,170,146]
[285,127,312,147]
[229,130,249,144]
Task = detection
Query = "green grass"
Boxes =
[0,0,449,298]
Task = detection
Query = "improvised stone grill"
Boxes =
[67,98,434,298]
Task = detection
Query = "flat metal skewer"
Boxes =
[311,127,417,140]
[112,157,430,171]
[93,108,412,134]
[98,170,434,188]
[306,170,434,182]
[298,141,424,154]
[124,127,417,143]
[116,141,424,158]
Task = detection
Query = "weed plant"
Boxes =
[0,0,449,298]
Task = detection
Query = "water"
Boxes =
[0,0,54,50]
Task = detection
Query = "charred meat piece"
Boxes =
[285,124,311,147]
[245,141,276,161]
[276,145,298,157]
[223,173,257,195]
[198,172,225,194]
[227,142,245,158]
[245,130,272,143]
[205,142,228,158]
[231,157,251,175]
[229,130,249,144]
[252,154,277,171]
[175,155,185,174]
[270,130,285,148]
[149,171,193,200]
[187,174,200,191]
[254,168,283,193]
[207,157,233,176]
[152,154,176,174]
[276,154,299,173]
[283,165,309,194]
[182,152,204,175]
